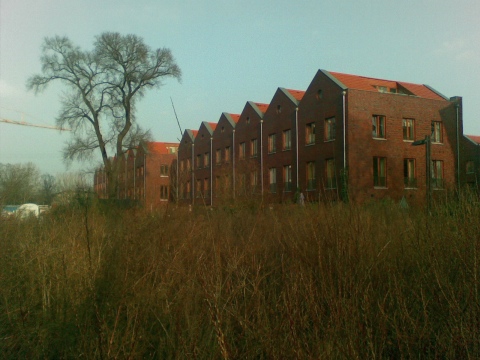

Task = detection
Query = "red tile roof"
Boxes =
[147,141,179,155]
[191,130,199,138]
[466,135,480,145]
[328,71,446,101]
[286,89,305,101]
[229,113,241,123]
[208,122,217,130]
[254,102,269,114]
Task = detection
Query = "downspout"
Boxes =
[176,152,179,204]
[191,143,195,205]
[343,90,347,169]
[210,136,213,206]
[260,119,264,196]
[233,129,236,199]
[342,90,348,202]
[456,102,460,191]
[133,156,136,200]
[295,107,299,190]
[144,154,146,206]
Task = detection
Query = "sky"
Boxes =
[1,0,479,175]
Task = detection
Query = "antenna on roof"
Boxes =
[170,97,183,137]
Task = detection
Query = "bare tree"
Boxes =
[0,163,41,205]
[27,33,181,198]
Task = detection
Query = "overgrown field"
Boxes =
[1,197,479,359]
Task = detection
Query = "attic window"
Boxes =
[316,89,323,99]
[246,116,250,124]
[277,105,282,114]
[201,134,204,138]
[221,126,225,133]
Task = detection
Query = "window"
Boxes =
[204,152,210,168]
[431,160,444,189]
[186,159,191,171]
[325,159,336,189]
[283,165,292,192]
[466,161,475,174]
[372,115,386,138]
[403,119,415,141]
[404,159,416,188]
[283,129,292,151]
[325,117,335,141]
[373,157,387,187]
[251,139,258,158]
[251,170,258,191]
[306,161,316,190]
[196,154,202,169]
[215,176,221,195]
[225,146,231,162]
[306,122,315,145]
[239,142,246,160]
[196,179,202,197]
[268,134,276,153]
[186,181,191,199]
[431,121,443,143]
[160,185,168,200]
[180,160,184,172]
[160,164,169,177]
[269,168,277,193]
[216,149,222,164]
[204,178,210,197]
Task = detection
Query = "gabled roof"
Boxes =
[252,102,269,115]
[181,129,197,143]
[285,89,305,101]
[326,70,447,101]
[279,87,305,105]
[143,141,179,155]
[465,135,480,145]
[199,121,217,136]
[222,112,240,128]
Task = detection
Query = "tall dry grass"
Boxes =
[1,195,479,359]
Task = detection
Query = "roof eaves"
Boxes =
[223,112,238,128]
[423,84,449,101]
[248,101,267,118]
[465,135,480,145]
[202,121,215,136]
[320,69,348,90]
[279,88,300,106]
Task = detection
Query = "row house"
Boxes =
[94,141,178,210]
[463,135,480,189]
[176,69,476,206]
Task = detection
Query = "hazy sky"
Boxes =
[1,0,479,175]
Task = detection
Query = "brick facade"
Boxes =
[95,69,478,209]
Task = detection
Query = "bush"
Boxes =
[0,198,479,358]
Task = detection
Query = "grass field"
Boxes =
[1,195,479,359]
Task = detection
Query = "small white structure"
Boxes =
[16,203,40,218]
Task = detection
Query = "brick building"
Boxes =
[463,135,480,190]
[176,69,476,207]
[94,141,178,209]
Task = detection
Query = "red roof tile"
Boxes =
[147,141,179,155]
[466,135,480,145]
[328,71,446,101]
[285,89,305,101]
[229,113,241,123]
[254,102,269,114]
[208,122,217,130]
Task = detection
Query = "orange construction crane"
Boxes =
[0,118,70,131]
